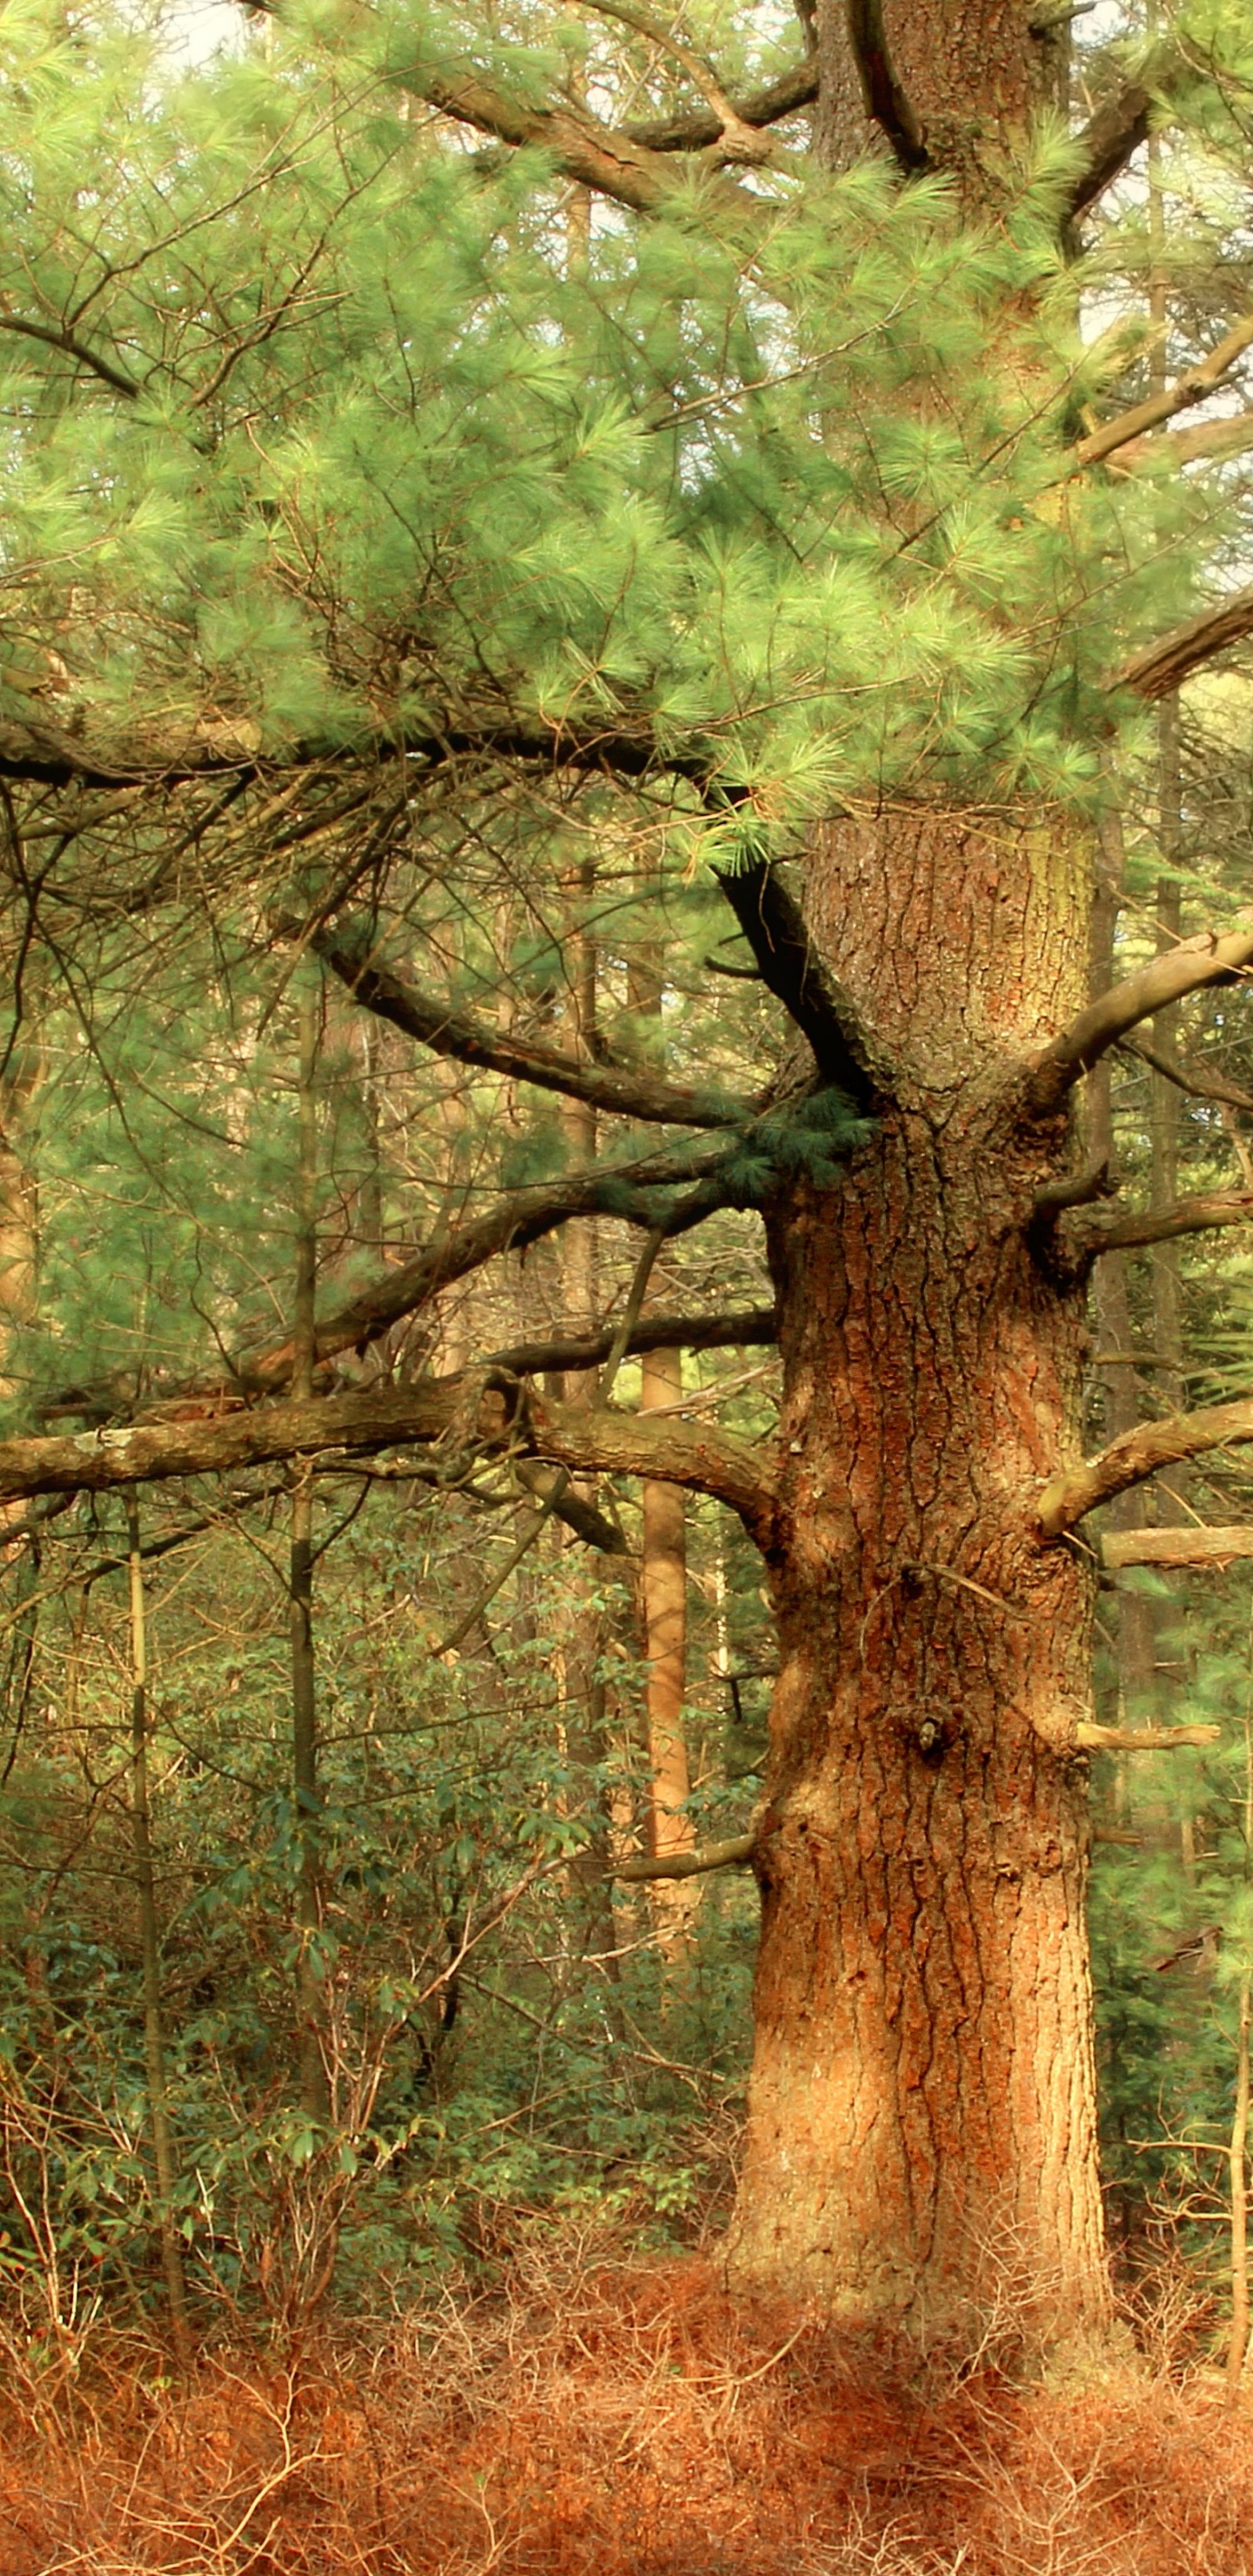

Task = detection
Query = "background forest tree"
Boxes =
[0,0,1252,2373]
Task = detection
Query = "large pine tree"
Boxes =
[3,0,1253,2346]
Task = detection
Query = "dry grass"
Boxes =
[0,2228,1250,2575]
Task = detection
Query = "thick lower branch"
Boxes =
[1027,925,1253,1117]
[1038,1394,1253,1536]
[0,1377,779,1532]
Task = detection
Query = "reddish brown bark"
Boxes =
[727,803,1109,2342]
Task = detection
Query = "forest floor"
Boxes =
[0,2228,1250,2575]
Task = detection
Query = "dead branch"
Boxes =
[1078,1187,1253,1258]
[1120,1033,1253,1113]
[611,1831,754,1881]
[1110,585,1253,700]
[1075,313,1253,470]
[1026,925,1253,1116]
[1075,1721,1221,1751]
[486,1305,777,1377]
[1102,1524,1253,1569]
[1038,1393,1253,1536]
[626,57,818,151]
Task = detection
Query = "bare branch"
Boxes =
[1102,1524,1253,1570]
[317,928,745,1130]
[512,1459,632,1555]
[714,860,882,1112]
[1075,1721,1221,1751]
[1105,410,1253,476]
[1026,925,1253,1117]
[1110,585,1253,701]
[486,1305,777,1376]
[1075,314,1253,471]
[611,1831,754,1881]
[1038,1393,1253,1537]
[1031,1152,1118,1216]
[246,1147,735,1388]
[1120,1034,1253,1114]
[626,58,818,152]
[0,1374,777,1530]
[417,64,751,216]
[1065,77,1155,224]
[1077,1187,1253,1258]
[842,0,930,174]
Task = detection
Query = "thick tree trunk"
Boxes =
[728,803,1110,2343]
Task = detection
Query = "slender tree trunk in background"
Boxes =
[125,1492,191,2363]
[1229,1674,1253,2399]
[628,898,697,1944]
[727,4,1109,2342]
[555,873,621,1982]
[291,978,328,2122]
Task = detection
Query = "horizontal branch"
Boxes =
[714,859,881,1111]
[0,1374,778,1533]
[1075,1721,1221,1751]
[1075,313,1253,471]
[1078,1187,1253,1258]
[1026,925,1253,1117]
[1102,1524,1253,1570]
[1120,1034,1253,1113]
[246,1147,734,1387]
[486,1305,777,1377]
[1038,1394,1253,1536]
[611,1831,754,1880]
[418,64,751,217]
[625,57,818,151]
[317,929,741,1129]
[1110,585,1253,701]
[0,703,706,796]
